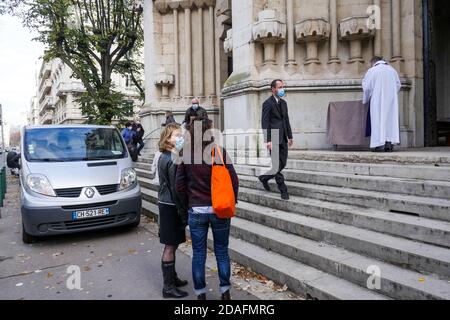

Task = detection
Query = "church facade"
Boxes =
[140,0,450,153]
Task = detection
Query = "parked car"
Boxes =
[11,125,142,243]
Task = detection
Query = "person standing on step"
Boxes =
[363,56,402,152]
[176,118,239,300]
[157,123,189,299]
[182,98,208,130]
[259,79,294,200]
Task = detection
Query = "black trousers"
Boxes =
[259,142,288,193]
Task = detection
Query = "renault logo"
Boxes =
[85,188,95,199]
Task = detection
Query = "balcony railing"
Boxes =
[41,110,54,125]
[56,82,85,97]
[39,62,52,80]
[39,79,53,102]
[39,96,55,116]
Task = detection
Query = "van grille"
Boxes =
[46,214,130,231]
[96,184,119,195]
[55,188,83,198]
[61,201,118,210]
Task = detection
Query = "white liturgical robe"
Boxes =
[362,61,402,148]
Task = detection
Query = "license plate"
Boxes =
[72,208,110,220]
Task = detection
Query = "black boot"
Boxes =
[162,261,189,299]
[174,257,188,287]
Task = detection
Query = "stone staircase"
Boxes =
[134,151,450,300]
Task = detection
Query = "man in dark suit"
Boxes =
[182,98,208,130]
[259,79,294,200]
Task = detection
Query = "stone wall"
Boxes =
[142,0,425,152]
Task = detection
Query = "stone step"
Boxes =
[230,149,450,166]
[238,175,450,222]
[138,175,450,247]
[238,187,450,248]
[231,158,450,182]
[139,184,450,278]
[135,168,154,180]
[140,196,450,300]
[229,217,450,300]
[236,199,450,277]
[235,164,450,199]
[140,199,389,300]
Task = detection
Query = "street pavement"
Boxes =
[0,175,259,300]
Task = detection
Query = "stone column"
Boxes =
[286,0,296,65]
[173,8,180,97]
[328,0,340,72]
[208,4,216,97]
[198,6,205,97]
[390,0,404,72]
[373,0,382,57]
[185,7,193,97]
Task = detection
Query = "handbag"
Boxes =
[211,146,236,219]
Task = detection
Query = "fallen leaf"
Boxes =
[84,266,91,272]
[47,272,54,278]
[128,249,137,254]
[419,277,425,283]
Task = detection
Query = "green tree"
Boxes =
[10,0,144,125]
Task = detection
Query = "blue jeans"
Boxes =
[188,210,231,296]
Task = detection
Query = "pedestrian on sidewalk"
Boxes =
[132,123,145,156]
[362,56,402,152]
[157,123,189,299]
[176,118,239,300]
[259,79,294,200]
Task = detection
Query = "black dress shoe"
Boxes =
[385,142,394,152]
[371,146,385,153]
[258,176,271,191]
[221,290,231,300]
[163,286,189,299]
[197,293,206,300]
[281,192,290,200]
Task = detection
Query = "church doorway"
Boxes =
[423,0,450,146]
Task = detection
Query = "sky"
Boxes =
[0,14,45,127]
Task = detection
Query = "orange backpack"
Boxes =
[211,146,236,219]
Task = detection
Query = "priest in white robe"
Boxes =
[362,57,402,152]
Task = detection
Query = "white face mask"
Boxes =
[192,104,199,111]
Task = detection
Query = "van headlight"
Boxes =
[26,174,56,197]
[120,168,137,191]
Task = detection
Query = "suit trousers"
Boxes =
[260,142,288,193]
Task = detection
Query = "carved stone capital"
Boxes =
[252,10,286,44]
[154,72,175,87]
[338,16,375,41]
[224,29,233,55]
[295,18,330,43]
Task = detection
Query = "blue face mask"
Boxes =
[192,104,199,111]
[175,136,185,151]
[277,89,286,98]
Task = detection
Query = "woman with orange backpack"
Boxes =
[175,118,239,300]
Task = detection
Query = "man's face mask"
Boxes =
[277,88,286,98]
[192,104,199,111]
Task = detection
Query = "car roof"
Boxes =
[25,125,116,130]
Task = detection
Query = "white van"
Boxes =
[16,125,141,243]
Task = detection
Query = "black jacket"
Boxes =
[175,147,239,209]
[158,151,188,224]
[261,96,293,144]
[183,106,208,126]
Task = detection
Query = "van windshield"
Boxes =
[24,127,127,162]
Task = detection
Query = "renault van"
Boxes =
[18,125,142,243]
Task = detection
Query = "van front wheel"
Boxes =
[22,224,37,244]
